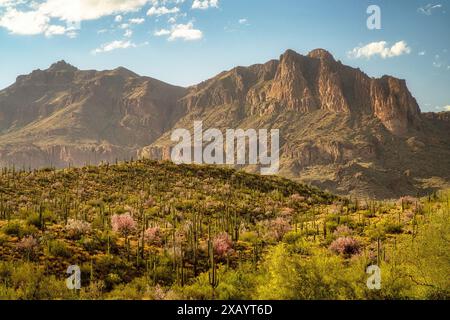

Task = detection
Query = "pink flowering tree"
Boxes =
[111,213,137,237]
[333,225,353,238]
[65,219,91,239]
[329,236,361,257]
[144,226,163,246]
[213,232,233,258]
[269,217,292,241]
[17,235,39,260]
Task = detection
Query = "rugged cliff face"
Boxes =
[1,51,449,198]
[170,49,422,136]
[141,49,449,198]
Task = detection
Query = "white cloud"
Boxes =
[39,0,151,22]
[124,29,132,37]
[192,0,219,10]
[348,41,411,59]
[115,15,123,22]
[0,0,152,37]
[45,24,67,37]
[443,105,450,111]
[0,0,26,7]
[238,18,248,25]
[418,51,426,56]
[154,22,202,41]
[147,6,179,16]
[0,8,49,35]
[91,40,136,54]
[418,3,443,15]
[129,17,145,24]
[154,28,170,36]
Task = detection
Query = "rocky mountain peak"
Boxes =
[2,50,448,198]
[370,75,421,135]
[178,49,422,132]
[110,67,139,78]
[281,49,301,59]
[307,48,335,61]
[48,60,78,72]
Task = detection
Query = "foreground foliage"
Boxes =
[0,160,448,300]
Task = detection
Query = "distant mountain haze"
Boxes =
[0,49,449,198]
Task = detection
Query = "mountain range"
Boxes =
[0,49,449,198]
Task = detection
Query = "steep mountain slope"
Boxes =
[141,49,450,198]
[0,61,186,167]
[0,50,449,198]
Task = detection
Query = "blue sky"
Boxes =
[0,0,449,112]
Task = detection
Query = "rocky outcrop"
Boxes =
[370,76,421,135]
[176,49,421,136]
[0,50,448,198]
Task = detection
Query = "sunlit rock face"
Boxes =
[1,50,449,198]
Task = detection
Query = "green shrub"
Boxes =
[2,222,22,237]
[0,234,9,245]
[326,221,339,233]
[20,224,39,237]
[26,213,42,228]
[240,231,259,244]
[384,222,403,234]
[26,210,57,229]
[47,240,71,258]
[362,210,376,218]
[282,231,302,244]
[104,273,122,290]
[0,261,73,300]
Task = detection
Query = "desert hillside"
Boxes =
[0,160,448,299]
[1,50,449,198]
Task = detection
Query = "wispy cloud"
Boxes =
[239,18,249,25]
[192,0,219,10]
[154,22,203,41]
[432,54,450,70]
[154,28,171,36]
[418,3,443,15]
[124,29,133,37]
[129,18,145,24]
[91,40,137,55]
[348,41,411,59]
[147,6,179,17]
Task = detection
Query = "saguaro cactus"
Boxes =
[208,238,219,298]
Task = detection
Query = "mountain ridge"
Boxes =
[1,49,449,198]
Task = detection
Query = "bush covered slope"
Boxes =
[0,160,448,299]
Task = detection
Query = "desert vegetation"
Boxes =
[0,160,448,300]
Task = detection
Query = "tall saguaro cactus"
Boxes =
[208,239,219,298]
